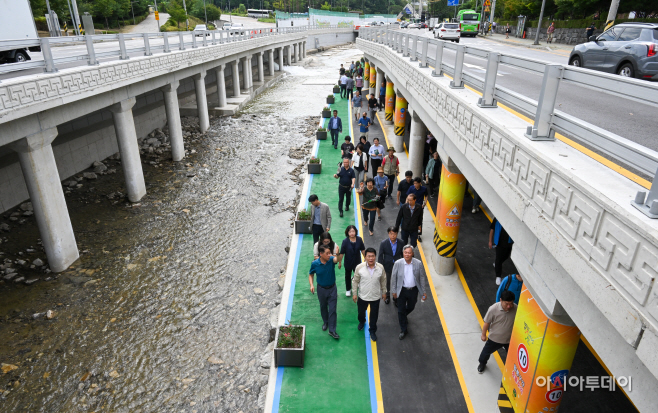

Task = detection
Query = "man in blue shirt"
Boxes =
[378,227,403,304]
[327,110,343,149]
[309,245,340,338]
[489,218,514,285]
[496,274,523,304]
[358,111,371,140]
[378,81,386,110]
[333,157,355,217]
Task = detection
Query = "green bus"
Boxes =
[457,9,481,37]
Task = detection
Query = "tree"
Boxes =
[206,4,221,20]
[95,0,118,29]
[239,3,246,13]
[168,4,188,27]
[320,1,331,10]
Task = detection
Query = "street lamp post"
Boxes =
[532,0,546,45]
[130,1,136,25]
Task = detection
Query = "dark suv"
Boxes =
[568,22,658,80]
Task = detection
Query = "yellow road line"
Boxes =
[353,100,385,413]
[429,66,650,189]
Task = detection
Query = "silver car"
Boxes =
[434,22,460,42]
[568,22,658,80]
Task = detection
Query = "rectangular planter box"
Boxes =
[308,160,322,174]
[321,110,331,118]
[274,325,306,368]
[316,131,327,140]
[332,86,340,94]
[326,96,335,104]
[294,220,312,234]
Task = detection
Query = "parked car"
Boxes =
[434,22,460,42]
[392,21,400,25]
[193,24,210,36]
[420,22,428,29]
[407,23,420,29]
[400,22,409,28]
[568,22,658,80]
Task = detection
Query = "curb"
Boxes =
[479,35,572,52]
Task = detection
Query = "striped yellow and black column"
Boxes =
[364,61,370,83]
[433,163,465,274]
[369,65,376,90]
[384,81,395,124]
[393,96,407,137]
[497,383,514,413]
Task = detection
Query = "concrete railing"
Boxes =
[357,34,658,405]
[362,27,658,218]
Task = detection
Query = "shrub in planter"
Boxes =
[326,94,335,104]
[274,325,306,367]
[295,209,313,234]
[321,106,331,118]
[308,157,322,174]
[332,84,340,93]
[316,127,327,140]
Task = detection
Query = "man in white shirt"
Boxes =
[340,73,349,98]
[352,248,387,342]
[390,245,427,340]
[368,138,386,176]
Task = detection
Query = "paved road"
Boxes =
[127,12,170,33]
[220,15,275,28]
[396,29,656,170]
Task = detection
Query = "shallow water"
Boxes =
[0,45,363,412]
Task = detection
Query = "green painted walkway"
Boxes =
[278,93,372,412]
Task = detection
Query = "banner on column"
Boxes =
[393,97,407,136]
[502,288,580,413]
[369,66,376,89]
[364,62,370,81]
[433,165,465,257]
[385,82,395,121]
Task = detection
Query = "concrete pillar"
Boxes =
[257,52,264,82]
[232,60,241,97]
[193,71,210,133]
[9,128,79,272]
[241,57,250,90]
[268,49,275,76]
[375,69,385,100]
[392,94,407,152]
[302,41,306,58]
[408,110,425,178]
[215,65,227,107]
[292,44,297,63]
[384,79,395,125]
[297,42,302,61]
[369,64,377,94]
[433,161,465,275]
[109,97,146,203]
[286,45,292,66]
[363,60,371,96]
[277,47,284,70]
[160,80,184,162]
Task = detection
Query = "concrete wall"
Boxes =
[493,25,603,45]
[305,32,356,49]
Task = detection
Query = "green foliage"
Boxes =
[276,325,304,348]
[320,1,331,11]
[258,17,276,22]
[238,3,246,14]
[297,209,311,221]
[309,157,321,164]
[206,4,221,20]
[168,3,188,27]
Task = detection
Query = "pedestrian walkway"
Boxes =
[479,33,572,54]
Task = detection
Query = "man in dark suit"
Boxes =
[378,227,403,305]
[394,194,423,248]
[327,110,343,149]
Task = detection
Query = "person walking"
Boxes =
[352,248,387,342]
[382,147,399,199]
[352,91,363,121]
[309,244,341,339]
[378,226,403,304]
[586,23,596,39]
[345,74,354,100]
[340,72,348,98]
[339,225,366,296]
[351,144,368,193]
[350,61,355,71]
[358,111,372,140]
[396,171,414,206]
[359,136,371,166]
[313,231,340,260]
[308,194,331,244]
[496,273,523,305]
[406,177,428,242]
[395,194,423,248]
[471,186,482,214]
[489,217,514,285]
[368,94,379,124]
[339,64,345,76]
[373,167,389,213]
[341,136,355,159]
[334,158,355,218]
[369,137,385,175]
[362,178,379,236]
[547,22,555,43]
[477,290,517,373]
[327,109,343,150]
[390,245,427,339]
[355,73,364,95]
[378,81,386,110]
[424,151,441,198]
[505,23,511,39]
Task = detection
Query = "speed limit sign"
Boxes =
[517,343,529,373]
[545,388,563,403]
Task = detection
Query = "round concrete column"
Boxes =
[109,97,146,203]
[257,52,265,82]
[298,42,302,61]
[375,69,384,100]
[384,80,395,125]
[214,65,227,107]
[363,60,370,96]
[242,57,250,90]
[408,110,424,179]
[369,64,377,93]
[302,41,306,58]
[9,128,79,272]
[286,46,292,66]
[232,60,241,97]
[268,49,275,76]
[278,47,284,70]
[432,161,465,275]
[392,94,407,152]
[160,80,185,161]
[193,71,210,133]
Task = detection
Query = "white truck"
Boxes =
[0,0,40,64]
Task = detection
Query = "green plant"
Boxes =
[309,157,321,164]
[317,127,326,132]
[323,106,330,111]
[297,209,311,221]
[276,325,304,348]
[328,94,334,98]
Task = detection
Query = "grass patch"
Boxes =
[258,17,276,23]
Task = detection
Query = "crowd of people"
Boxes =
[305,59,522,374]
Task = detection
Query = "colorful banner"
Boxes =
[434,165,465,257]
[369,66,376,89]
[502,288,580,412]
[364,62,370,82]
[393,96,407,136]
[385,82,395,122]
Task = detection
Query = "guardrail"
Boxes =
[0,24,342,76]
[360,27,658,218]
